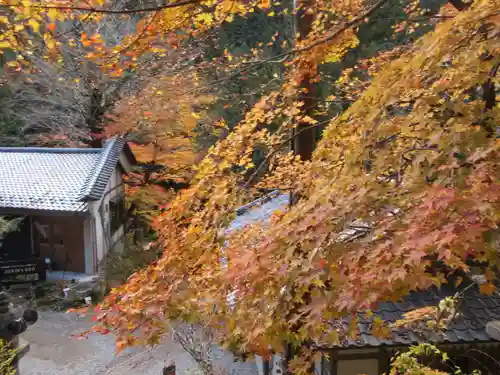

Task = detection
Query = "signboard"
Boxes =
[0,260,45,284]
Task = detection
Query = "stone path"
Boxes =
[20,311,257,375]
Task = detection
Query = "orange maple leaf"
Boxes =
[479,283,496,296]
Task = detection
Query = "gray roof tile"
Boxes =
[341,281,500,348]
[228,191,290,232]
[232,193,500,349]
[0,137,132,213]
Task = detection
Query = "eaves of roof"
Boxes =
[0,205,89,216]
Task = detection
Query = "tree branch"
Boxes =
[241,118,335,190]
[201,0,391,88]
[5,0,202,14]
[288,0,391,56]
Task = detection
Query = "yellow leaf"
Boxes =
[327,330,339,345]
[312,279,324,287]
[28,19,40,33]
[47,8,58,21]
[46,38,55,50]
[195,13,214,26]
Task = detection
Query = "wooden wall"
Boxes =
[32,216,86,273]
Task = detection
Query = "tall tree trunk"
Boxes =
[282,1,318,372]
[483,62,498,112]
[86,87,106,148]
[292,0,318,162]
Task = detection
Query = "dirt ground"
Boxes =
[20,311,258,375]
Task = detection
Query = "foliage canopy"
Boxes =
[1,0,499,373]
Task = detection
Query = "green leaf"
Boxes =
[453,152,467,160]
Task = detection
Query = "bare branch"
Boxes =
[4,0,202,14]
[196,0,391,88]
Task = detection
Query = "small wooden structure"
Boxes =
[0,138,136,281]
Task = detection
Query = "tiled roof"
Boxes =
[0,137,132,213]
[229,190,290,232]
[231,194,500,347]
[335,280,500,348]
[226,191,290,307]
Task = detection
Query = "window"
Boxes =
[110,196,126,234]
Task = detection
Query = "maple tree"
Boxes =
[97,0,497,364]
[388,343,482,375]
[106,61,216,229]
[1,0,498,374]
[0,0,173,146]
[107,65,212,182]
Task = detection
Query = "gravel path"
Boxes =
[20,311,257,375]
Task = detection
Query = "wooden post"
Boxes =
[378,348,390,374]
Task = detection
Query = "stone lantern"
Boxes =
[0,291,37,374]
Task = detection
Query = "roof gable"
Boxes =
[78,137,133,201]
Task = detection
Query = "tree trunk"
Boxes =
[292,0,318,163]
[86,87,106,148]
[483,63,498,112]
[283,0,318,372]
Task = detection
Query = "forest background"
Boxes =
[0,0,498,375]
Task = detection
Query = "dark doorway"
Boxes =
[0,216,33,261]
